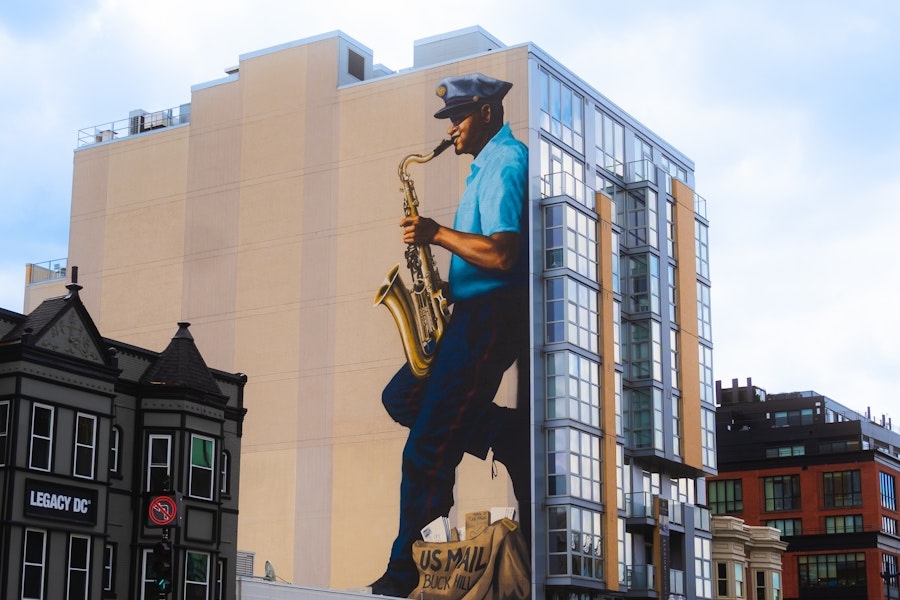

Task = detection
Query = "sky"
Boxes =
[1,0,898,422]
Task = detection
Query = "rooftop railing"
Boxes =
[77,104,191,147]
[26,258,68,284]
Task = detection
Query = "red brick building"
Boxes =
[708,379,900,600]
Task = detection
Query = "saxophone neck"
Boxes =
[399,139,454,180]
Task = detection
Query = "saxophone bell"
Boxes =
[375,140,453,378]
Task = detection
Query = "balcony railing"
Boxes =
[625,564,655,591]
[26,258,68,284]
[624,159,656,185]
[625,492,654,519]
[77,103,191,147]
[540,171,596,211]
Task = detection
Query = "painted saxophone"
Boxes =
[374,139,454,378]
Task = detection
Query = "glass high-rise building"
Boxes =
[26,26,717,599]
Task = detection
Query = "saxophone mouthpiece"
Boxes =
[434,138,454,156]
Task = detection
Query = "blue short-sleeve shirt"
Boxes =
[449,123,528,301]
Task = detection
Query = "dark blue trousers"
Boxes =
[381,286,527,586]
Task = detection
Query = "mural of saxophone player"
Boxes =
[370,73,530,598]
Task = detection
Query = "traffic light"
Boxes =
[151,540,173,594]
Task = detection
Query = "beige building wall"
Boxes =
[55,34,531,588]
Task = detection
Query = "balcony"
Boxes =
[625,564,656,595]
[624,159,656,185]
[77,103,191,147]
[26,258,67,284]
[625,492,656,530]
[540,171,596,211]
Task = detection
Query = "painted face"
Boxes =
[447,105,490,156]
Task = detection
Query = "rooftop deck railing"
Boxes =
[77,104,191,147]
[26,258,68,284]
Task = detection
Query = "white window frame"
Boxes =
[73,413,97,479]
[189,434,215,500]
[185,551,211,599]
[22,528,47,600]
[66,534,91,600]
[146,434,172,492]
[220,451,230,495]
[110,426,121,475]
[140,549,155,600]
[29,404,54,472]
[103,543,115,593]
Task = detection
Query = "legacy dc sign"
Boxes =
[24,478,99,525]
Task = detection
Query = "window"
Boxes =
[547,428,601,502]
[665,201,676,259]
[694,537,712,598]
[630,136,653,182]
[708,479,743,514]
[596,110,625,177]
[765,518,802,536]
[882,472,897,510]
[695,219,710,280]
[772,571,781,600]
[147,434,171,492]
[544,277,598,353]
[735,562,745,597]
[543,204,598,278]
[699,343,714,404]
[540,140,590,209]
[627,320,661,381]
[185,551,211,600]
[67,535,90,600]
[0,400,9,465]
[190,434,215,500]
[22,529,47,600]
[825,514,863,534]
[547,505,603,579]
[103,543,115,593]
[771,408,813,427]
[667,264,678,324]
[697,282,712,342]
[220,451,230,495]
[30,404,54,471]
[756,570,766,600]
[672,393,682,457]
[216,559,226,600]
[620,189,658,249]
[716,562,728,597]
[626,387,663,450]
[110,426,122,475]
[884,515,898,535]
[798,552,866,590]
[823,470,862,508]
[545,351,600,427]
[765,445,805,458]
[141,549,156,600]
[625,253,660,314]
[884,554,899,596]
[661,155,688,194]
[763,475,800,511]
[538,68,584,152]
[701,405,717,469]
[73,413,97,479]
[614,371,623,437]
